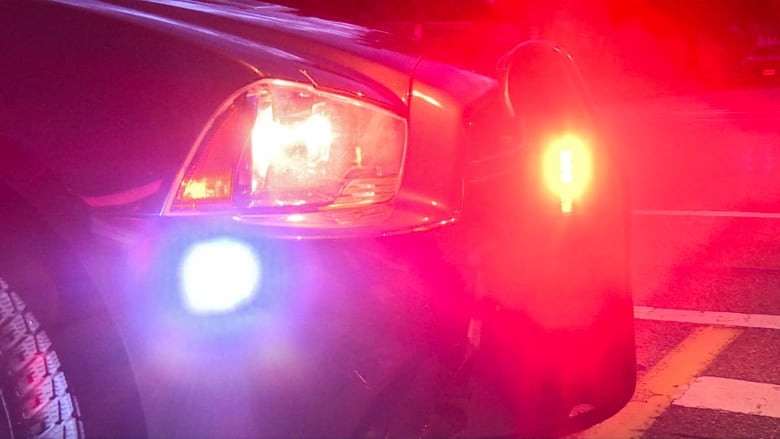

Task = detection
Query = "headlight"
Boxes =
[165,79,407,215]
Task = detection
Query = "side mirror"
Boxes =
[498,40,592,133]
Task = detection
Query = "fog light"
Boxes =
[179,238,261,314]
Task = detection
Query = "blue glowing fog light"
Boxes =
[179,238,261,314]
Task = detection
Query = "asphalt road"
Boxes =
[577,85,780,439]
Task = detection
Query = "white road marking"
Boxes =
[633,209,780,219]
[634,306,780,330]
[674,376,780,418]
[578,327,741,439]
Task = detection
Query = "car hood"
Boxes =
[54,0,425,108]
[69,0,529,81]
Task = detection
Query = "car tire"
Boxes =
[0,278,84,439]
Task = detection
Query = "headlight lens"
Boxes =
[167,79,407,214]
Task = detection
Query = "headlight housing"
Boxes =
[165,79,407,215]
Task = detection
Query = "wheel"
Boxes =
[0,278,84,439]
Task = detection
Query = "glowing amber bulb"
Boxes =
[543,134,592,214]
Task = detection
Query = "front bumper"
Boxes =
[78,175,634,438]
[84,217,472,438]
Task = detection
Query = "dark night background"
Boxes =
[278,0,780,102]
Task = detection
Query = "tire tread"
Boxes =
[0,279,84,439]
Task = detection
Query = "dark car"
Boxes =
[0,1,635,438]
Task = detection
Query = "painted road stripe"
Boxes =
[633,209,780,219]
[674,376,780,418]
[631,209,780,219]
[580,326,741,439]
[634,306,780,330]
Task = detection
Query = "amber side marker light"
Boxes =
[543,135,592,214]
